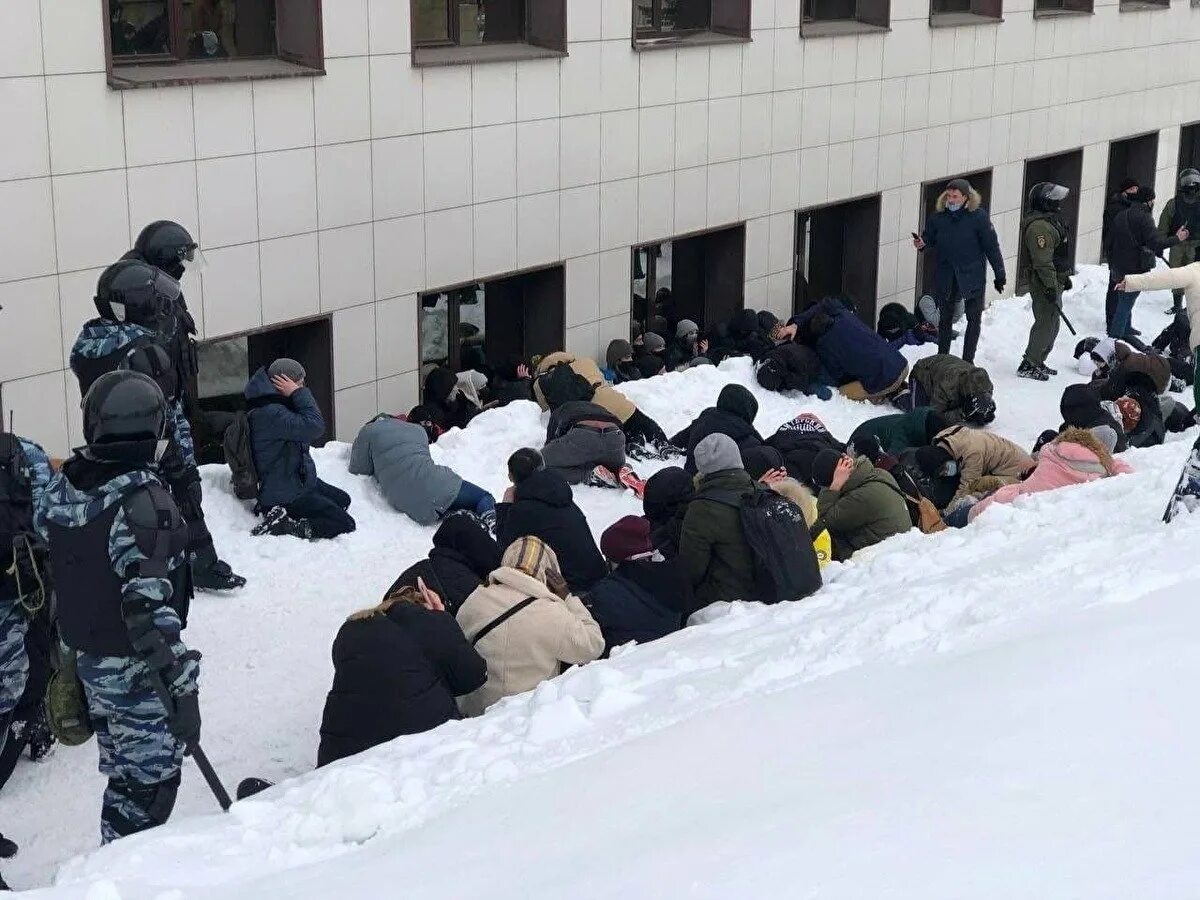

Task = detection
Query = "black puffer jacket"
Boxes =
[495,469,607,590]
[1059,383,1129,454]
[317,603,486,767]
[385,515,501,614]
[712,309,773,363]
[642,467,694,558]
[756,342,822,393]
[672,384,764,474]
[584,558,690,655]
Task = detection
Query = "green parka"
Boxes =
[679,468,758,609]
[811,459,912,561]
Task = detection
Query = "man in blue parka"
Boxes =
[914,178,1007,364]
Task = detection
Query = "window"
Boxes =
[1117,0,1168,10]
[105,0,323,89]
[1033,0,1091,14]
[794,196,881,324]
[802,0,889,35]
[631,225,746,333]
[633,0,750,46]
[929,0,1001,25]
[410,0,566,64]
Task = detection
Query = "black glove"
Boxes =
[994,278,1005,294]
[168,691,201,754]
[1063,276,1073,292]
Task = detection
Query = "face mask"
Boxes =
[946,201,963,212]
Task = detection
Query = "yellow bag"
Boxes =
[812,529,832,568]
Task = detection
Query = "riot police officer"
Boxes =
[70,260,245,591]
[39,370,201,843]
[1158,168,1200,316]
[1018,182,1073,381]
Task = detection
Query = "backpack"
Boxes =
[708,487,822,604]
[538,362,595,409]
[223,412,260,501]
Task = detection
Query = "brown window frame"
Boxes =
[410,0,567,65]
[801,0,890,37]
[103,0,324,89]
[929,0,1002,26]
[1117,0,1168,10]
[1033,0,1092,16]
[632,0,751,49]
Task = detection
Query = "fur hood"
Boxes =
[1053,427,1131,476]
[935,187,983,213]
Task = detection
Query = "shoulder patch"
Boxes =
[1036,233,1048,249]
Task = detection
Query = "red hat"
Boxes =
[1116,395,1142,433]
[600,515,654,563]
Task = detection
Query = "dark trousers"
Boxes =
[1105,283,1119,334]
[447,480,496,516]
[937,279,984,363]
[623,408,668,447]
[285,480,356,540]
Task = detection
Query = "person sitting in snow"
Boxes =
[541,401,645,496]
[665,319,711,371]
[582,516,690,655]
[642,466,695,559]
[741,446,833,566]
[317,581,486,767]
[383,514,501,616]
[349,414,496,529]
[808,449,913,562]
[848,407,948,458]
[456,536,604,716]
[422,365,476,431]
[496,449,608,591]
[672,384,764,475]
[966,428,1133,524]
[933,424,1035,512]
[602,339,642,385]
[634,331,668,375]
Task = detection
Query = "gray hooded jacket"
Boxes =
[349,417,463,525]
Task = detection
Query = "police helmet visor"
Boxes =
[1044,184,1069,202]
[1180,171,1200,191]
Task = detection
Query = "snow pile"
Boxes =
[7,269,1200,899]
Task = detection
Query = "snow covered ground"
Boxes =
[7,269,1200,898]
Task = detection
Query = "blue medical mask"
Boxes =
[946,201,964,212]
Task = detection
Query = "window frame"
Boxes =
[103,0,325,89]
[801,0,890,38]
[1032,0,1092,16]
[928,0,1003,26]
[632,0,752,49]
[409,0,567,65]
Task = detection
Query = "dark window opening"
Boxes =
[411,0,565,62]
[105,0,323,88]
[1179,123,1200,177]
[632,224,746,336]
[916,169,994,304]
[1034,0,1091,16]
[633,0,750,46]
[794,195,882,326]
[1106,132,1159,199]
[802,0,889,35]
[189,316,333,464]
[419,265,565,374]
[930,0,1002,25]
[1019,149,1083,286]
[1118,0,1168,10]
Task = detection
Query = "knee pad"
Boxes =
[105,772,181,837]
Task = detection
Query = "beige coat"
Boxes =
[533,352,638,423]
[1122,264,1200,350]
[456,566,603,716]
[935,425,1034,507]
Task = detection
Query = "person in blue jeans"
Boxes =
[246,358,356,540]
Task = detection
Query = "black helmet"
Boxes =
[1179,169,1200,194]
[963,392,996,426]
[118,342,178,403]
[94,260,181,328]
[82,370,168,461]
[133,220,200,278]
[1029,182,1069,213]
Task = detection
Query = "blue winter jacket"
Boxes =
[919,188,1006,303]
[245,368,324,507]
[791,299,907,395]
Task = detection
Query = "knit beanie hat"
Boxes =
[811,448,842,489]
[606,339,634,369]
[1090,424,1120,454]
[676,319,700,341]
[268,357,306,382]
[694,433,743,476]
[1116,395,1142,432]
[501,535,560,583]
[643,332,666,353]
[600,515,654,563]
[740,445,785,480]
[946,178,972,195]
[1118,177,1139,193]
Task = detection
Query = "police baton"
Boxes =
[146,669,232,812]
[1057,305,1077,336]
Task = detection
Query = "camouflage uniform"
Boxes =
[38,462,198,843]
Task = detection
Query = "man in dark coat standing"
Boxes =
[913,178,1006,363]
[1104,186,1187,340]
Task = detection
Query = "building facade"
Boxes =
[1,0,1198,455]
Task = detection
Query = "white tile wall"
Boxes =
[5,0,1200,452]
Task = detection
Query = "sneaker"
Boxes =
[192,558,247,591]
[1017,360,1049,381]
[1039,363,1058,377]
[478,508,497,537]
[251,506,289,536]
[251,507,312,539]
[584,465,622,490]
[616,466,646,499]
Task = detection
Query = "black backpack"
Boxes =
[708,487,822,605]
[222,412,260,501]
[538,362,595,409]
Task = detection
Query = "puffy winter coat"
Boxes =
[533,352,637,423]
[791,299,907,395]
[1098,342,1172,397]
[384,515,501,614]
[456,566,604,715]
[1105,197,1178,280]
[756,342,822,393]
[584,557,689,655]
[244,368,323,507]
[811,458,912,561]
[643,467,694,558]
[673,384,764,474]
[317,603,486,766]
[935,425,1034,507]
[849,408,941,457]
[1122,264,1200,351]
[349,417,462,525]
[1059,383,1128,454]
[495,469,607,590]
[910,354,995,425]
[919,188,1006,302]
[679,468,758,610]
[968,428,1133,522]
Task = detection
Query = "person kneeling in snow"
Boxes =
[246,358,355,540]
[966,428,1132,524]
[934,425,1035,512]
[349,414,496,530]
[642,466,695,559]
[809,449,913,562]
[384,515,501,616]
[317,581,486,767]
[673,384,764,475]
[848,407,947,458]
[582,516,690,656]
[905,354,996,426]
[541,401,645,497]
[602,339,642,385]
[755,341,832,399]
[457,536,604,716]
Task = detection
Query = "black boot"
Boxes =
[192,558,247,592]
[236,777,274,800]
[0,835,17,859]
[1017,360,1049,381]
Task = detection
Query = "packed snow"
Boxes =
[6,268,1200,898]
